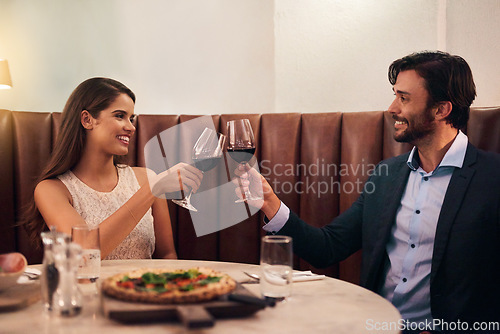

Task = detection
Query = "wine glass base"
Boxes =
[172,199,198,212]
[235,196,263,203]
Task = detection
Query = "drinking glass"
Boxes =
[260,235,293,301]
[227,119,262,202]
[172,127,226,212]
[71,225,100,284]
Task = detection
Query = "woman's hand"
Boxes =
[150,163,203,198]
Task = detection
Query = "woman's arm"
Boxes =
[35,177,156,259]
[151,197,177,259]
[133,167,177,259]
[36,164,200,259]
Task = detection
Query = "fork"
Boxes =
[243,271,260,281]
[22,271,40,280]
[244,271,316,281]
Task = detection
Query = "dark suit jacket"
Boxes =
[279,143,500,327]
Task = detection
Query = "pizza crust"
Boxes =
[102,267,237,304]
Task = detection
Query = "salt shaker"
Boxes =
[52,236,83,317]
[40,230,68,312]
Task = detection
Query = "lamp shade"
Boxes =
[0,59,12,89]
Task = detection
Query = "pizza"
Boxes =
[101,267,237,304]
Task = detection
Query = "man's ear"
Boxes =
[81,110,94,130]
[435,101,453,121]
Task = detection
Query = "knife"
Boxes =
[227,293,276,307]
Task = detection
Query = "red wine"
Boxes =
[193,156,222,172]
[227,147,256,163]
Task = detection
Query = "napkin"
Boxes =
[16,268,41,284]
[292,270,325,282]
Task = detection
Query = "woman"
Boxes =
[24,77,203,259]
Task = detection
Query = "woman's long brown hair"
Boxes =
[22,77,135,247]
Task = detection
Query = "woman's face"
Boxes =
[86,93,136,156]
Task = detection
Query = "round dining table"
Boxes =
[0,259,402,333]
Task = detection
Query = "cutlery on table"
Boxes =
[243,270,325,282]
[22,271,40,280]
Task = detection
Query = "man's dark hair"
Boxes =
[388,51,476,129]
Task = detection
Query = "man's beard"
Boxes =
[394,107,436,144]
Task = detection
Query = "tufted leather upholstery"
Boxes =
[1,108,498,284]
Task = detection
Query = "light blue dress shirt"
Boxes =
[263,131,469,325]
[263,201,290,233]
[380,131,467,325]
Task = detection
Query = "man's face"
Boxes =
[387,70,436,144]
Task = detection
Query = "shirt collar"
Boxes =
[407,130,468,171]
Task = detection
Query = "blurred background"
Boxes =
[0,0,499,115]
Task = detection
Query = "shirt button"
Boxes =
[423,176,429,181]
[402,278,407,283]
[416,210,421,214]
[411,244,416,248]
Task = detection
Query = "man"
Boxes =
[237,51,500,333]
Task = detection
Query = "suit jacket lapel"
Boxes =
[365,157,411,289]
[377,159,411,243]
[430,144,477,284]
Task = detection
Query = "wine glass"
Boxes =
[172,128,226,212]
[227,119,262,202]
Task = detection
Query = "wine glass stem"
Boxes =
[239,162,252,199]
[185,190,193,202]
[244,189,252,200]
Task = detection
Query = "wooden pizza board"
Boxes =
[0,281,41,312]
[101,283,268,328]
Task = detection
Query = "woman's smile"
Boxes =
[117,135,130,146]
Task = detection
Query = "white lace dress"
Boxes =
[57,165,155,259]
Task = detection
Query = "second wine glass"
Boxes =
[172,128,226,212]
[226,119,262,203]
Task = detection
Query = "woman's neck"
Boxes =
[72,148,119,192]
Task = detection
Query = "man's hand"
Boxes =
[233,164,281,219]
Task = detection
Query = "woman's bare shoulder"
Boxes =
[35,178,72,203]
[36,178,66,191]
[131,166,156,186]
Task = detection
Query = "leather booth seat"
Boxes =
[1,108,499,284]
